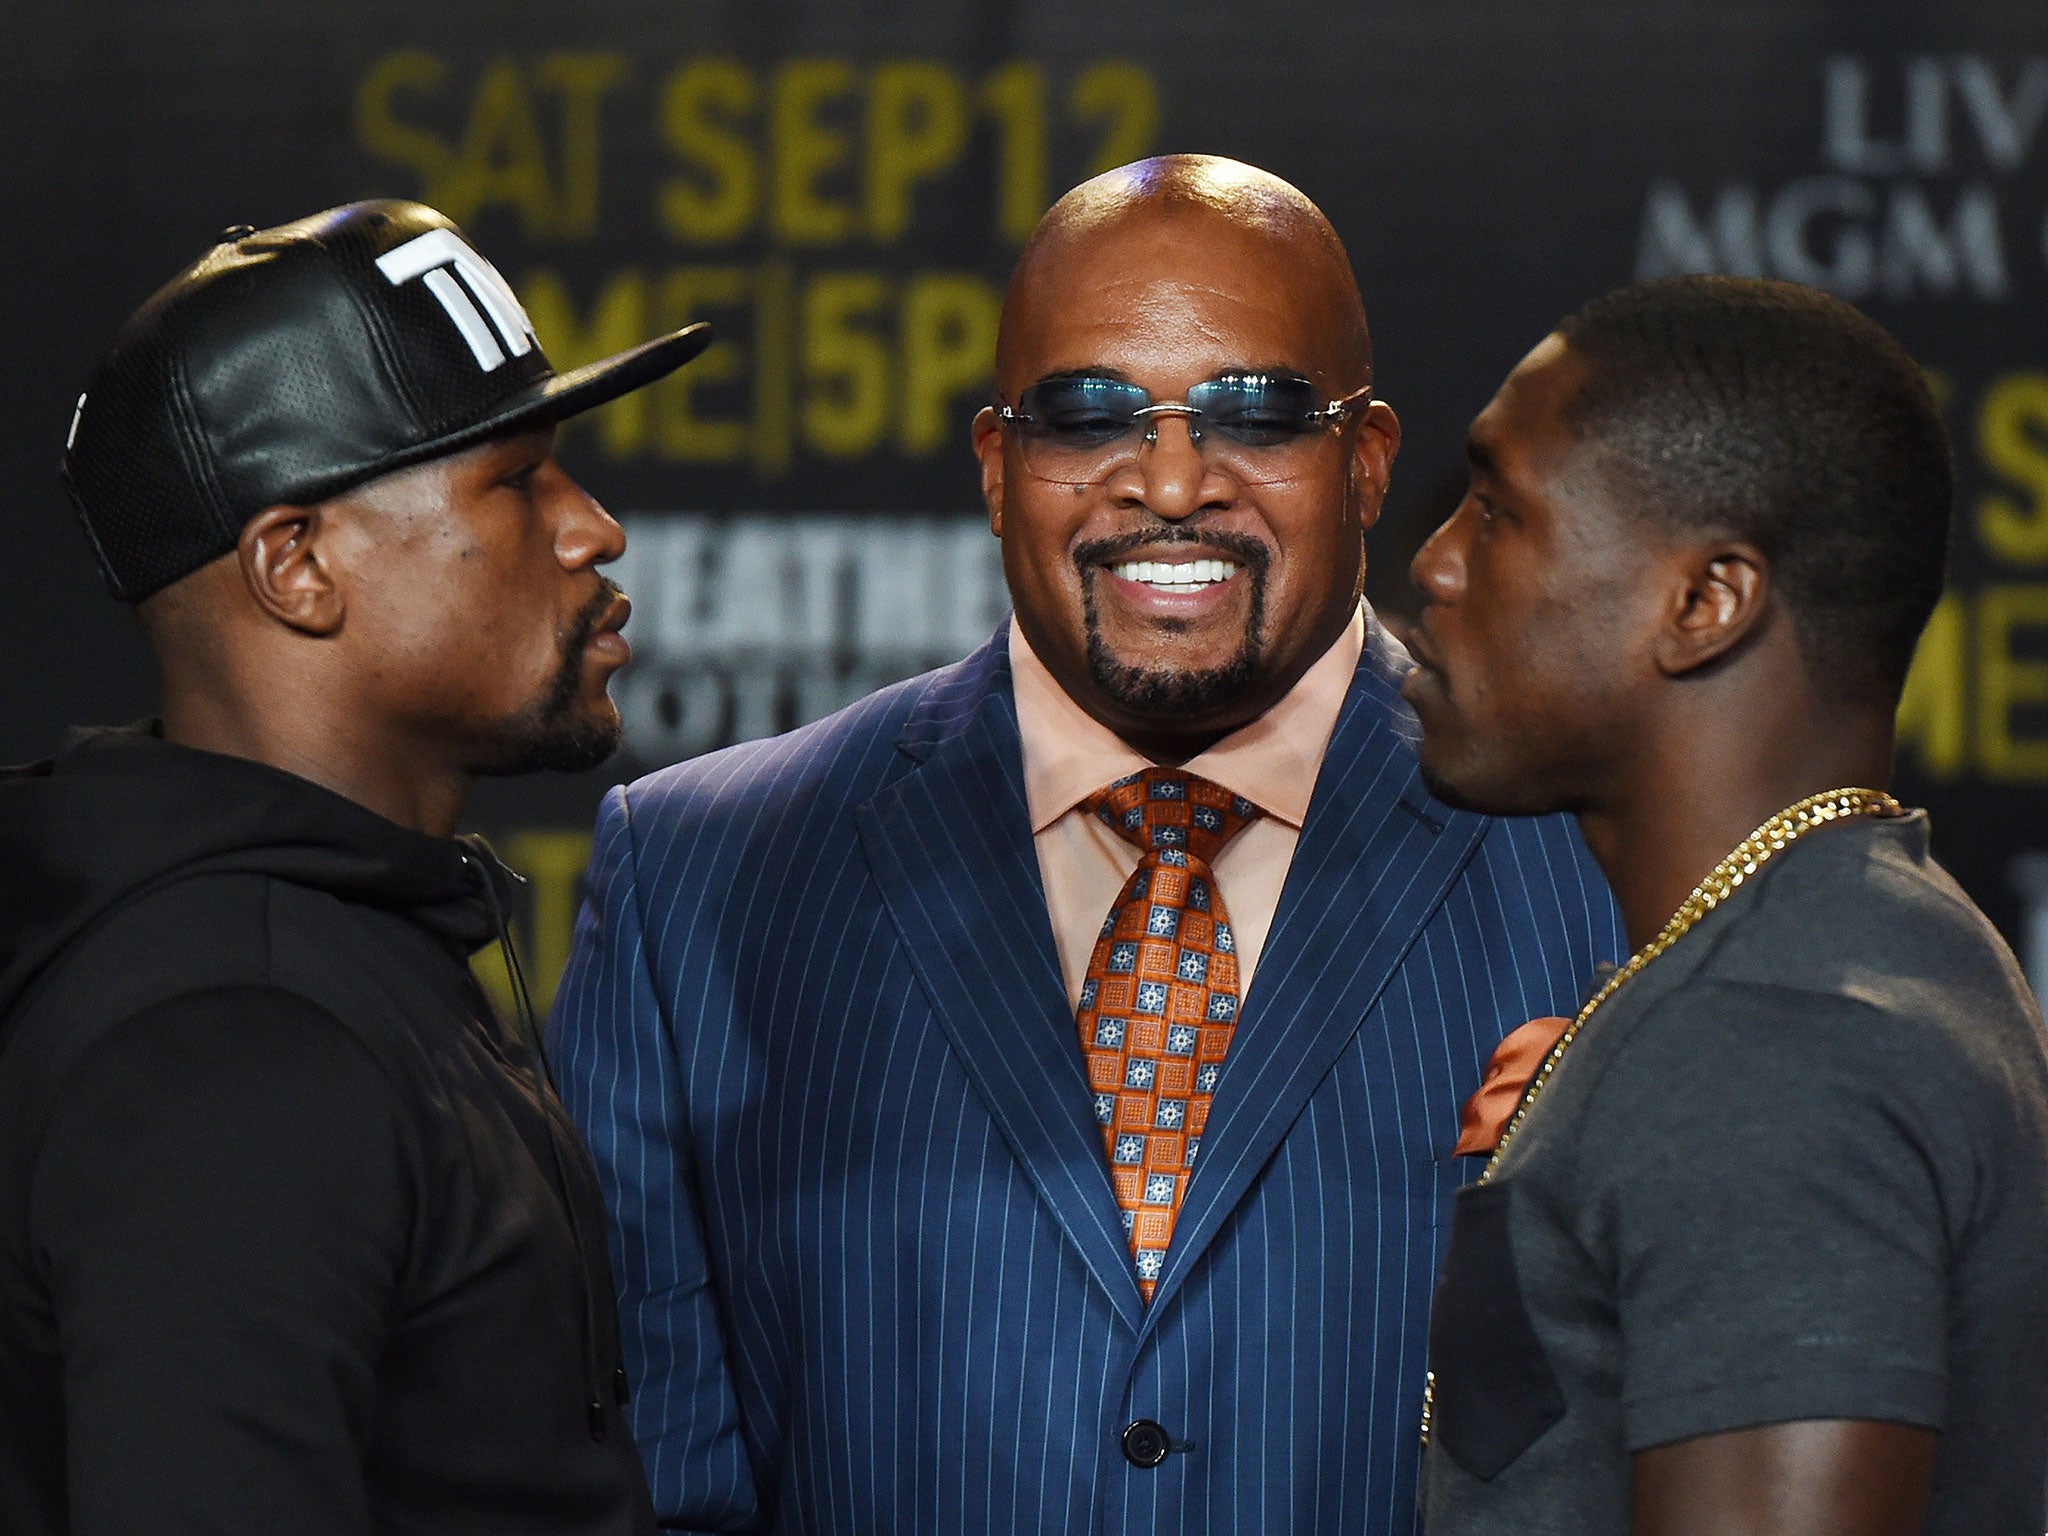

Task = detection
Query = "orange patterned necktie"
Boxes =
[1075,767,1263,1302]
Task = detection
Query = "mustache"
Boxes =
[535,578,627,724]
[564,578,626,654]
[1072,527,1272,579]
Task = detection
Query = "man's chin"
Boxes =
[1416,759,1496,814]
[1077,559,1271,729]
[1086,633,1262,723]
[471,702,623,777]
[1417,751,1568,820]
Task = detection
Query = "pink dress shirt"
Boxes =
[1009,607,1367,1008]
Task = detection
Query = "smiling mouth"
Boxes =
[1108,558,1240,594]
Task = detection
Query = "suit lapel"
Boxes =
[1146,622,1489,1321]
[858,637,1146,1332]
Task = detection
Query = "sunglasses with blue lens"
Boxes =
[995,371,1371,486]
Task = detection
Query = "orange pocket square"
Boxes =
[1453,1016,1572,1157]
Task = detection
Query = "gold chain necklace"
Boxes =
[1478,786,1904,1184]
[1420,786,1904,1449]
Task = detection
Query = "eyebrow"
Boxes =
[1465,434,1500,480]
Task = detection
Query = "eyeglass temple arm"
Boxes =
[1319,384,1375,422]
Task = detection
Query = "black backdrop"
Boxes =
[5,2,2045,1010]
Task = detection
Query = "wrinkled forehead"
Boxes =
[998,212,1366,395]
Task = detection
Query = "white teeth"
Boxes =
[1110,558,1239,592]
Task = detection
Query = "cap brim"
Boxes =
[327,321,714,493]
[521,319,716,423]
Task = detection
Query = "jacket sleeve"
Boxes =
[549,786,762,1533]
[31,986,408,1535]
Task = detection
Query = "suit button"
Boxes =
[1121,1419,1171,1468]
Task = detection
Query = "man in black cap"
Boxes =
[0,200,709,1534]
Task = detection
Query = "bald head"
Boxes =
[975,153,1401,763]
[997,155,1372,388]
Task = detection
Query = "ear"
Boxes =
[1652,542,1770,678]
[972,404,1007,538]
[237,502,343,637]
[1351,398,1402,533]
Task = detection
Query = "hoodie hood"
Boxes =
[0,724,509,1024]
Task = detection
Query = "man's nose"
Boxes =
[1410,515,1466,602]
[550,465,626,566]
[1117,415,1230,520]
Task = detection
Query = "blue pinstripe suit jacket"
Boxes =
[550,617,1624,1535]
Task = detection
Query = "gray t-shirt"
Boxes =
[1423,813,2048,1536]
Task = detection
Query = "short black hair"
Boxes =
[1555,275,1951,707]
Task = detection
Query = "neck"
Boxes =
[1097,664,1304,767]
[161,678,469,839]
[1576,689,1896,952]
[1117,721,1233,767]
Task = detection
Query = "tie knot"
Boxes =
[1083,767,1262,865]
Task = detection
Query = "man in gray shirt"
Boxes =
[1402,275,2048,1535]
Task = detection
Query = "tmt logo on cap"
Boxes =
[375,228,538,374]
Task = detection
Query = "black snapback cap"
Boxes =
[61,199,712,602]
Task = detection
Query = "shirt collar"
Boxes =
[1009,604,1365,834]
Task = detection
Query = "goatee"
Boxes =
[473,581,626,776]
[1075,529,1271,719]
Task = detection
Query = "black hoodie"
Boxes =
[0,726,656,1536]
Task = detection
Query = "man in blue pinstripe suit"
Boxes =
[550,156,1624,1535]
